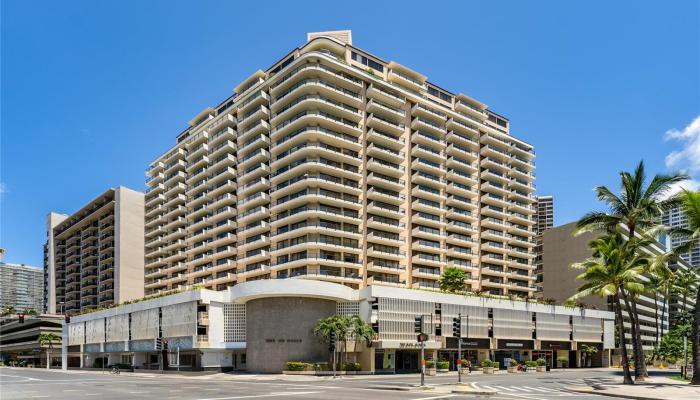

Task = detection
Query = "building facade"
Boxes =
[540,222,697,360]
[534,195,554,296]
[144,30,536,298]
[63,279,614,373]
[0,261,44,312]
[0,315,63,367]
[662,204,700,268]
[45,187,145,315]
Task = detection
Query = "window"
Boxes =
[427,85,453,103]
[351,51,384,72]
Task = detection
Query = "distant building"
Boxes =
[44,187,145,315]
[534,195,554,296]
[0,257,44,313]
[662,204,700,268]
[0,314,64,367]
[540,222,697,362]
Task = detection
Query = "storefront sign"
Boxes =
[540,341,571,351]
[446,337,491,349]
[497,339,534,349]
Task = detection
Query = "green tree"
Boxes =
[576,160,687,380]
[439,267,467,293]
[348,315,376,357]
[570,232,647,384]
[38,332,61,369]
[1,306,16,317]
[579,344,599,367]
[676,189,700,385]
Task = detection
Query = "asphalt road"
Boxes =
[0,367,648,399]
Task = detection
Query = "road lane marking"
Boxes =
[413,395,457,400]
[196,392,321,400]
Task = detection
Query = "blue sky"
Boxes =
[2,0,699,266]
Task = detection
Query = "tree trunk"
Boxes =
[629,298,649,378]
[615,294,634,384]
[653,292,659,356]
[690,283,700,385]
[620,291,646,381]
[660,293,668,342]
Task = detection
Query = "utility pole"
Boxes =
[330,331,337,379]
[454,313,462,383]
[415,315,426,387]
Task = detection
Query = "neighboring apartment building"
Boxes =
[144,30,536,297]
[45,187,145,315]
[662,204,700,268]
[534,195,554,296]
[64,279,614,372]
[540,222,697,361]
[0,257,44,313]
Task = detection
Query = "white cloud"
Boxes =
[0,182,6,195]
[662,115,700,199]
[665,115,700,175]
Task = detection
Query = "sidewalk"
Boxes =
[567,377,700,400]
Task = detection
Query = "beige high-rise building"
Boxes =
[45,187,145,315]
[144,31,536,297]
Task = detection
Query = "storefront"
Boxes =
[441,338,491,370]
[495,339,534,368]
[540,341,572,368]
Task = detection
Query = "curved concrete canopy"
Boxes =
[229,278,358,303]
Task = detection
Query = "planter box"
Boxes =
[437,368,449,373]
[507,366,518,373]
[459,368,470,375]
[282,370,370,376]
[536,366,546,372]
[482,367,495,374]
[426,368,437,376]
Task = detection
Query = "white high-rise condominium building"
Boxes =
[663,204,700,268]
[45,187,145,315]
[144,31,536,297]
[0,258,44,313]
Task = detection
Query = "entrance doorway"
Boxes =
[395,350,419,373]
[532,351,553,368]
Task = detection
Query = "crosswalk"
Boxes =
[471,382,589,397]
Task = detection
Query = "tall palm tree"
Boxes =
[676,189,700,385]
[576,160,688,379]
[38,332,61,369]
[570,232,646,384]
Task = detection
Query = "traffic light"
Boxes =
[328,331,336,352]
[414,316,423,333]
[155,337,163,351]
[163,338,169,351]
[453,316,461,338]
[18,313,25,324]
[64,315,70,324]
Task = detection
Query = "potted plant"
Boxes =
[535,358,547,372]
[525,360,538,372]
[557,357,568,369]
[481,359,498,374]
[507,361,518,373]
[459,359,470,375]
[425,360,437,376]
[436,361,450,373]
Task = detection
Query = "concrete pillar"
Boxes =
[61,323,68,370]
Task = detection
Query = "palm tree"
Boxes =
[676,189,700,385]
[570,232,647,384]
[38,332,61,369]
[313,315,350,365]
[576,160,687,379]
[1,306,16,317]
[348,315,376,359]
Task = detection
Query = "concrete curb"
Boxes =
[567,387,677,400]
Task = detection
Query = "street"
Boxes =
[0,367,648,399]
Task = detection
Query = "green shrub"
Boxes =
[535,358,546,366]
[426,360,436,368]
[314,362,330,371]
[342,362,360,371]
[525,360,538,368]
[460,359,471,368]
[436,361,450,369]
[286,362,311,371]
[481,359,500,368]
